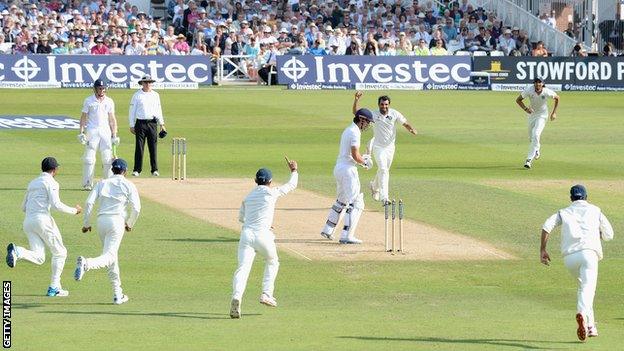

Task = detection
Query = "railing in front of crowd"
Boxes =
[216,55,252,84]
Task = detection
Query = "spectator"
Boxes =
[570,42,587,57]
[363,41,377,55]
[90,37,110,54]
[52,39,68,54]
[413,39,431,56]
[430,39,449,55]
[442,18,457,41]
[477,28,496,52]
[124,32,145,55]
[498,29,515,56]
[308,39,327,55]
[72,38,88,54]
[36,36,52,54]
[603,43,616,57]
[345,39,361,55]
[532,41,548,57]
[172,33,190,54]
[258,42,279,84]
[564,22,577,40]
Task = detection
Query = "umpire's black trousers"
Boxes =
[133,119,158,174]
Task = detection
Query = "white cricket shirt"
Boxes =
[238,172,298,232]
[521,86,557,118]
[22,172,78,216]
[542,200,614,260]
[83,175,141,228]
[372,108,407,148]
[336,122,361,167]
[128,89,164,128]
[82,94,115,130]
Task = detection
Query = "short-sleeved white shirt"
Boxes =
[82,94,115,130]
[336,122,361,167]
[372,108,407,148]
[521,86,557,118]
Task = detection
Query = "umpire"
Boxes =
[129,75,167,177]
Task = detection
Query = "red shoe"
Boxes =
[576,313,587,341]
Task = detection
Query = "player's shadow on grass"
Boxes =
[41,310,259,320]
[157,237,238,243]
[338,336,578,350]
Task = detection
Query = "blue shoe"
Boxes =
[6,243,16,268]
[46,286,69,297]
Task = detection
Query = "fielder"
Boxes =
[230,159,298,319]
[74,158,141,305]
[515,78,559,169]
[352,92,417,203]
[540,184,613,341]
[5,157,82,297]
[78,79,119,190]
[320,108,375,244]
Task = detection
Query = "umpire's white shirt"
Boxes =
[83,175,141,228]
[238,172,298,232]
[372,108,407,148]
[82,94,115,131]
[23,173,77,216]
[521,86,557,119]
[128,90,164,128]
[336,123,361,168]
[542,200,614,259]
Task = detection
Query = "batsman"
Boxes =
[77,80,119,190]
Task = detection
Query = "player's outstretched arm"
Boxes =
[540,229,551,265]
[403,122,417,135]
[352,91,362,115]
[550,95,559,121]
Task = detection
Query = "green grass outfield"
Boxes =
[1,88,623,350]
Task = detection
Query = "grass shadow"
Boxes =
[157,237,238,243]
[337,336,579,350]
[40,310,260,320]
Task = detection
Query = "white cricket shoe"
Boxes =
[83,184,92,191]
[259,293,277,307]
[113,294,129,305]
[46,286,69,297]
[230,298,241,319]
[588,325,598,337]
[369,181,380,201]
[524,159,532,169]
[339,237,363,244]
[151,171,159,177]
[132,171,140,177]
[74,256,87,281]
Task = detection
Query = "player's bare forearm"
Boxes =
[540,230,551,265]
[516,96,530,113]
[352,91,362,115]
[109,113,118,136]
[79,112,87,133]
[403,123,417,135]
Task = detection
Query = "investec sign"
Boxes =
[0,55,211,87]
[277,55,471,88]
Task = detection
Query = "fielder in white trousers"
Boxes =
[230,160,298,319]
[352,92,417,203]
[78,80,119,190]
[540,184,613,342]
[516,79,559,169]
[74,159,141,305]
[6,157,81,297]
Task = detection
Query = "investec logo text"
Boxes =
[0,56,210,83]
[281,56,471,84]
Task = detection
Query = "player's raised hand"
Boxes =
[285,156,297,172]
[354,91,363,100]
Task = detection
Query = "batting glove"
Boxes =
[112,136,120,145]
[362,154,373,170]
[77,133,87,145]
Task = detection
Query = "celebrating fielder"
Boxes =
[515,78,559,169]
[74,158,141,305]
[540,184,614,341]
[78,79,119,191]
[320,108,375,244]
[6,157,82,297]
[230,159,298,319]
[353,92,417,203]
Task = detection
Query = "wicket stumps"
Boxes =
[172,137,187,180]
[384,199,404,253]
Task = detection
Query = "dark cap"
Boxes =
[533,77,543,83]
[570,184,587,200]
[354,108,374,122]
[41,157,59,172]
[255,168,272,184]
[111,158,128,171]
[93,79,106,88]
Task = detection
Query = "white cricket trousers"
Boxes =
[563,249,599,327]
[84,215,125,297]
[83,128,113,188]
[232,228,279,301]
[527,116,547,160]
[371,144,395,202]
[334,164,360,205]
[18,214,67,288]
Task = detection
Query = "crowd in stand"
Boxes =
[0,0,620,82]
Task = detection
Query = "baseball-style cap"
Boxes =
[570,184,587,200]
[111,158,128,171]
[93,79,106,88]
[41,157,59,172]
[255,168,272,184]
[533,77,544,83]
[355,108,374,122]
